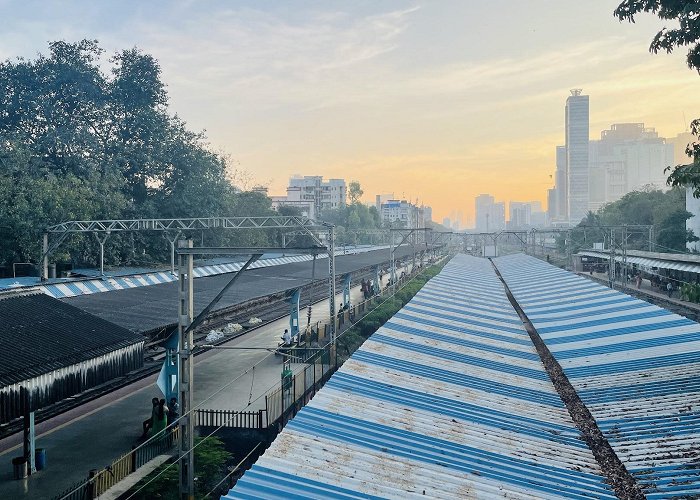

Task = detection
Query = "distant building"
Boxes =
[588,123,674,211]
[375,193,394,212]
[423,206,433,224]
[509,202,532,228]
[475,194,505,232]
[508,201,546,229]
[566,89,590,224]
[380,199,419,227]
[270,191,316,219]
[442,217,451,228]
[547,187,558,222]
[669,132,695,166]
[555,145,567,220]
[288,176,346,215]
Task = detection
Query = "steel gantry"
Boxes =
[389,228,432,287]
[40,216,327,280]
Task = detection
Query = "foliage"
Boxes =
[614,1,700,193]
[130,436,232,499]
[0,40,275,271]
[320,181,383,245]
[559,188,697,253]
[680,282,700,303]
[348,180,364,204]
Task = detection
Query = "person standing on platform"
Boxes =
[141,397,159,439]
[151,399,168,438]
[667,281,674,298]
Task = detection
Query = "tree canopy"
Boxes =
[0,40,276,274]
[615,1,700,193]
[563,187,697,254]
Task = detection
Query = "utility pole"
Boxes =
[609,228,616,287]
[621,225,628,288]
[327,226,336,347]
[178,240,194,500]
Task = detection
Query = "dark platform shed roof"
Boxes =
[0,291,144,387]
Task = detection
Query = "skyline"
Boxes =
[2,1,699,222]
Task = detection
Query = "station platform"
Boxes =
[582,271,700,313]
[0,283,369,500]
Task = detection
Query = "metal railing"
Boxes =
[53,426,178,500]
[195,408,266,429]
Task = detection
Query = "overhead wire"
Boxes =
[123,255,447,500]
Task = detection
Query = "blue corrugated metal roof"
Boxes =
[222,255,614,499]
[494,253,700,499]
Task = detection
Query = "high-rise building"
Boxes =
[475,194,505,232]
[547,188,557,222]
[588,123,674,211]
[509,202,532,228]
[508,201,545,228]
[475,194,494,232]
[566,90,590,224]
[288,176,346,215]
[555,145,567,220]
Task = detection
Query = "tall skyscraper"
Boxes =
[475,194,505,232]
[555,145,567,220]
[566,90,589,224]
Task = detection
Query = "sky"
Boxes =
[1,0,699,225]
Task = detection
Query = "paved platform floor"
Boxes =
[0,282,370,500]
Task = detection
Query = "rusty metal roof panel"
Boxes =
[494,253,700,499]
[222,255,614,499]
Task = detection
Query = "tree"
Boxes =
[560,188,696,253]
[614,1,700,193]
[0,40,282,272]
[348,180,363,204]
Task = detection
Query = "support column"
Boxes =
[390,231,396,288]
[342,273,351,308]
[289,288,300,338]
[306,256,316,331]
[327,227,336,344]
[609,229,616,287]
[94,232,110,276]
[41,233,48,282]
[166,231,182,275]
[374,265,381,294]
[21,387,35,474]
[178,240,194,500]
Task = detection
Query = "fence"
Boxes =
[195,408,266,429]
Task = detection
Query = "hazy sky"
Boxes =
[1,0,698,223]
